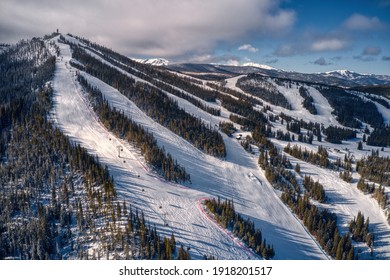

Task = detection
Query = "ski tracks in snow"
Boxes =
[51,38,258,260]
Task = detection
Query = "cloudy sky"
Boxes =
[1,0,389,74]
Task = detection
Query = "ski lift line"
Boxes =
[72,66,189,190]
[56,42,201,256]
[61,47,204,253]
[197,197,260,260]
[68,66,150,173]
[65,52,189,185]
[64,54,194,189]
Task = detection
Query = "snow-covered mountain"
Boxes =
[133,57,169,66]
[320,70,390,86]
[242,62,276,70]
[2,33,390,261]
[167,63,390,86]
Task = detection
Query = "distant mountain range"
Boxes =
[166,63,390,87]
[319,70,390,86]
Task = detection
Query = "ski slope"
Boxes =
[273,139,390,259]
[225,74,390,259]
[225,76,342,128]
[51,37,328,259]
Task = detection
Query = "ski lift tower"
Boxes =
[117,145,123,157]
[162,212,168,226]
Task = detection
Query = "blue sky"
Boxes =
[221,0,390,74]
[1,0,389,74]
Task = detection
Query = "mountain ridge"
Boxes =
[166,63,390,86]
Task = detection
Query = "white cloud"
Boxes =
[0,0,295,60]
[238,44,259,53]
[225,59,240,66]
[186,53,241,65]
[343,13,386,31]
[311,38,347,51]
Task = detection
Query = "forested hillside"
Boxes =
[1,33,389,260]
[0,36,183,260]
[67,42,226,158]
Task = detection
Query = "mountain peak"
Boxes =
[133,58,169,66]
[242,62,275,70]
[323,69,365,77]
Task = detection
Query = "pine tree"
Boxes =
[177,245,190,260]
[347,247,354,260]
[336,236,345,260]
[295,163,301,173]
[170,233,176,254]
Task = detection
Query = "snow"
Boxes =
[242,62,275,70]
[224,73,390,259]
[51,38,329,260]
[133,58,169,66]
[348,90,390,126]
[279,145,390,259]
[225,76,342,128]
[374,102,390,125]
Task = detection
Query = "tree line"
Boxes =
[66,35,219,116]
[284,143,331,169]
[367,126,390,147]
[77,75,190,183]
[316,86,384,128]
[356,154,390,186]
[324,126,356,144]
[236,74,292,109]
[299,86,317,115]
[69,45,226,158]
[0,36,184,260]
[357,179,388,210]
[349,211,374,256]
[204,197,275,259]
[256,133,357,259]
[281,191,355,259]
